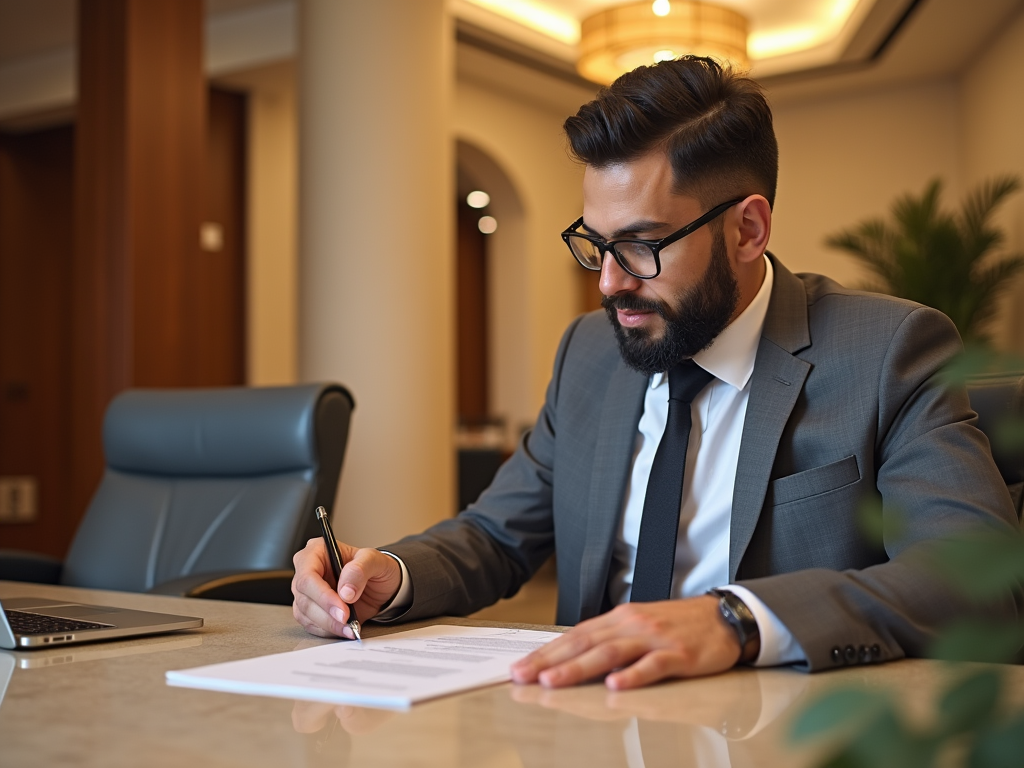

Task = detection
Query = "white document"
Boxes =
[166,625,560,710]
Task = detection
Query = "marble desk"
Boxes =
[2,581,1021,767]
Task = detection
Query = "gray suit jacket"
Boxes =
[386,255,1021,670]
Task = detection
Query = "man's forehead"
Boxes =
[582,158,702,228]
[584,153,671,184]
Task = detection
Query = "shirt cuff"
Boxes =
[371,551,412,623]
[718,584,806,667]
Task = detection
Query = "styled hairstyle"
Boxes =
[564,56,779,209]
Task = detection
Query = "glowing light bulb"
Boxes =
[467,190,491,208]
[478,215,498,234]
[653,49,676,63]
[652,0,670,17]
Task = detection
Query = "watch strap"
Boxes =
[708,588,760,664]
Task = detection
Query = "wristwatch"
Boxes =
[708,588,760,664]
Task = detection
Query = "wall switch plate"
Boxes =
[0,476,38,523]
[200,221,224,252]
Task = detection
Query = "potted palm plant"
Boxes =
[825,176,1024,345]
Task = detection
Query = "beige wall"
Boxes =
[764,3,1024,356]
[217,62,299,386]
[768,80,963,289]
[960,6,1024,353]
[236,7,1024,432]
[297,0,455,546]
[454,46,592,428]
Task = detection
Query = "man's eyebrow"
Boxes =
[579,219,670,239]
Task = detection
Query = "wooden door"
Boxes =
[0,126,76,556]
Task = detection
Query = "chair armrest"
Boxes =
[0,549,63,584]
[148,569,295,605]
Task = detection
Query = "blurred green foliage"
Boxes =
[826,177,1024,344]
[790,347,1024,767]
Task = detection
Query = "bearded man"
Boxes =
[291,56,1020,688]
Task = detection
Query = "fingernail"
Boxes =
[340,586,356,601]
[330,607,346,623]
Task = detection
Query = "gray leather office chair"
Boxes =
[966,372,1024,521]
[0,383,354,604]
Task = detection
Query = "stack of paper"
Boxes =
[166,625,560,710]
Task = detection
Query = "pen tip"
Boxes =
[350,620,362,644]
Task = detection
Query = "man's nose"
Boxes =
[598,249,643,296]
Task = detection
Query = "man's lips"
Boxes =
[616,307,655,328]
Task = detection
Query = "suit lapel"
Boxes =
[729,256,812,579]
[578,359,647,620]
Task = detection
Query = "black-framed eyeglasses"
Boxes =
[560,198,742,279]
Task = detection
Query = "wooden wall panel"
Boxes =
[71,0,206,531]
[0,128,75,556]
[2,3,247,556]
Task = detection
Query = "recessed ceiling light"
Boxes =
[467,190,491,209]
[478,215,498,234]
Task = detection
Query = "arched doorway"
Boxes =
[455,139,526,510]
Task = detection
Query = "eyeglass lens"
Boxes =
[565,236,657,278]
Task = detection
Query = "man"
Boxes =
[292,57,1019,689]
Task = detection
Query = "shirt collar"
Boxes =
[651,254,773,392]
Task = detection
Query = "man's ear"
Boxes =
[732,195,772,264]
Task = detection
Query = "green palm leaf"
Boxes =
[825,176,1024,341]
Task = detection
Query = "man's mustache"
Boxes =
[601,293,669,319]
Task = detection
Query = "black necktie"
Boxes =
[631,359,714,603]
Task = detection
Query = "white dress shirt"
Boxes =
[607,256,803,666]
[382,256,806,667]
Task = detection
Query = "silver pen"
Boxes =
[315,506,362,644]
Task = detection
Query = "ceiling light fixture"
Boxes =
[467,190,491,208]
[577,0,749,86]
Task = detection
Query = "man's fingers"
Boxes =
[511,606,648,682]
[536,637,651,688]
[292,566,347,620]
[511,599,742,690]
[337,549,402,609]
[336,550,377,603]
[511,630,599,683]
[293,590,350,638]
[291,538,358,637]
[605,649,692,690]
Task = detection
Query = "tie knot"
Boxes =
[667,360,714,404]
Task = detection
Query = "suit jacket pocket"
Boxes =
[769,455,860,506]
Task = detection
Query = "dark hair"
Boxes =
[564,56,778,209]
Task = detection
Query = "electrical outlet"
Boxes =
[0,476,38,523]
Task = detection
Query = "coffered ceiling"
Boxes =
[0,0,1021,124]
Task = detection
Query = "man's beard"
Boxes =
[602,231,739,376]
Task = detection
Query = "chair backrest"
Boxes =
[967,372,1024,521]
[61,383,354,591]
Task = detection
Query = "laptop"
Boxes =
[0,595,203,650]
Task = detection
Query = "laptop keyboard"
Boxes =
[5,609,114,635]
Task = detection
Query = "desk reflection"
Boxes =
[504,670,808,768]
[291,668,809,768]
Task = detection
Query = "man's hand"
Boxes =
[510,596,742,690]
[291,538,402,639]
